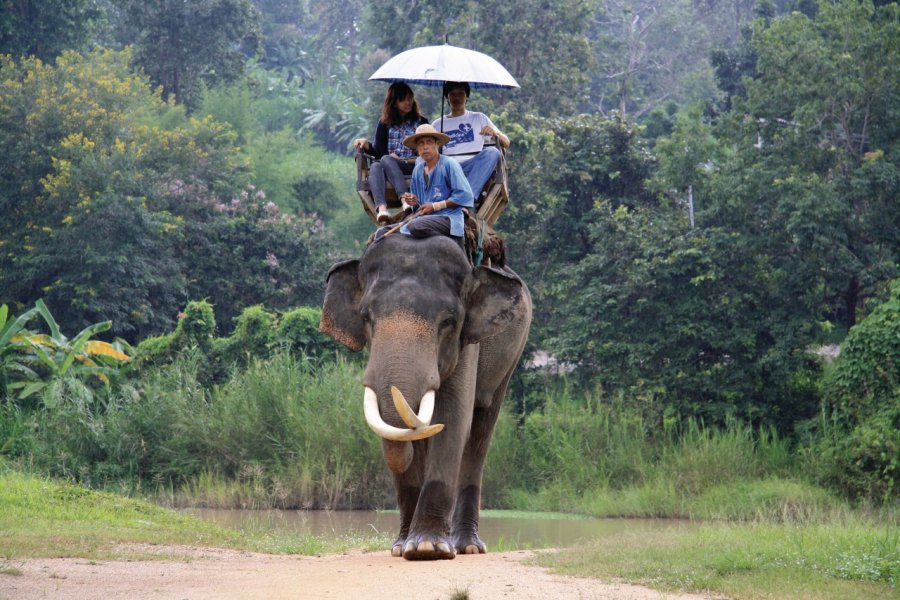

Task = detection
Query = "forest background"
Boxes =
[0,0,897,525]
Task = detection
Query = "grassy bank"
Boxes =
[1,467,896,599]
[0,467,390,560]
[537,516,898,599]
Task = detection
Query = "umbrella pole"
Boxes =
[439,94,445,153]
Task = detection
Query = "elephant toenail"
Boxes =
[436,542,451,554]
[417,540,434,552]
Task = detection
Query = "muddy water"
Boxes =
[188,509,690,549]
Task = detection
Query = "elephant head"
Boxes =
[319,233,530,559]
[321,235,521,439]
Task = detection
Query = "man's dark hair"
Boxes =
[442,81,471,98]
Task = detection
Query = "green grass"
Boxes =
[2,466,896,600]
[536,517,899,599]
[0,467,241,559]
[0,467,390,559]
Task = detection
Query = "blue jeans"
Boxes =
[370,156,415,208]
[456,146,501,199]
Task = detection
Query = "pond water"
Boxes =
[187,509,691,549]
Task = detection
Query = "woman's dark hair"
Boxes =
[380,82,423,126]
[442,81,471,98]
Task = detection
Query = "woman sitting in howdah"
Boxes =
[353,82,429,224]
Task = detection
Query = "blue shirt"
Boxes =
[402,156,474,237]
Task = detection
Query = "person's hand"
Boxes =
[479,126,500,137]
[353,138,369,150]
[401,192,418,207]
[419,202,434,215]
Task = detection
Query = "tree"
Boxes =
[119,0,263,108]
[0,0,103,60]
[816,279,900,502]
[546,201,820,428]
[735,0,900,326]
[0,49,332,340]
[179,188,333,332]
[589,0,723,119]
[501,114,656,357]
[505,114,655,272]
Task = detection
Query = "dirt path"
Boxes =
[0,545,717,600]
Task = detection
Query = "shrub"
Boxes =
[276,307,342,360]
[135,301,216,365]
[214,305,276,369]
[816,280,900,502]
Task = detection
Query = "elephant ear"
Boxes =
[462,266,524,346]
[319,259,366,351]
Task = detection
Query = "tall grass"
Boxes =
[2,351,390,509]
[159,351,389,509]
[0,352,878,519]
[486,389,843,520]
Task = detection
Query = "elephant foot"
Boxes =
[453,532,487,555]
[401,533,456,560]
[391,538,405,557]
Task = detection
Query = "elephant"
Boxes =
[319,233,531,560]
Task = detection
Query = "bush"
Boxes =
[135,300,217,378]
[136,301,350,383]
[816,280,900,503]
[214,305,276,369]
[276,307,342,360]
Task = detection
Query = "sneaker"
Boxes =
[376,209,390,224]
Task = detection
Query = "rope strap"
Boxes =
[474,217,486,267]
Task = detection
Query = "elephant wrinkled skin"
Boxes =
[320,234,532,560]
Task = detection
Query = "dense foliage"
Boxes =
[0,49,334,340]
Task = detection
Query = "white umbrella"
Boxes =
[368,44,519,90]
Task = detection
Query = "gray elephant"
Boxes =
[320,233,531,560]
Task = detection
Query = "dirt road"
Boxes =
[0,545,717,600]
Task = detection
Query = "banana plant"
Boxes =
[0,300,131,403]
[0,303,43,394]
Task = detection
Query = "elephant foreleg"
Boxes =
[402,345,478,560]
[391,479,419,557]
[388,440,427,557]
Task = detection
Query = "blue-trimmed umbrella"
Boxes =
[369,44,519,138]
[368,44,519,90]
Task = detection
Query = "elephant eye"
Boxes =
[440,317,456,331]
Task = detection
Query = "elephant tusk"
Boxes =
[364,387,444,441]
[391,387,435,429]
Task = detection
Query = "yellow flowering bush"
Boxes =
[0,49,271,340]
